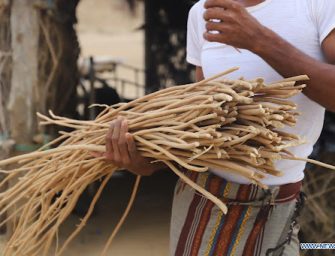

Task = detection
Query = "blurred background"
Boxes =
[0,0,334,255]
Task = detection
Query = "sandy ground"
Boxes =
[77,0,145,99]
[0,1,175,256]
[0,172,177,256]
[77,0,144,64]
[56,172,176,256]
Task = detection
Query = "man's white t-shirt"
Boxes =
[186,0,335,185]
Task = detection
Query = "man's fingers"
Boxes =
[203,8,225,21]
[126,133,138,159]
[118,120,131,165]
[112,117,122,162]
[106,120,115,156]
[204,0,241,10]
[203,31,227,43]
[205,9,236,23]
[205,21,225,33]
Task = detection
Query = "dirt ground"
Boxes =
[0,172,177,256]
[56,172,177,256]
[1,1,177,256]
[77,0,144,65]
[77,0,145,100]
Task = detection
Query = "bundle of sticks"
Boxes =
[0,68,334,256]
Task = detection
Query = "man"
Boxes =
[103,0,335,255]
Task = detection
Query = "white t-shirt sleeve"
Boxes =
[315,0,335,43]
[186,4,203,66]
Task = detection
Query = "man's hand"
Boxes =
[202,0,335,111]
[96,116,162,176]
[203,0,268,52]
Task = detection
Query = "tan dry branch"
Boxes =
[0,67,334,256]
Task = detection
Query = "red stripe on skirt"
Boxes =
[175,192,202,255]
[178,172,199,194]
[242,205,272,256]
[213,184,252,256]
[189,176,224,256]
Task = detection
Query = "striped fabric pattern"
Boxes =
[170,172,300,256]
[175,174,225,256]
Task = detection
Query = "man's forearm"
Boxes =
[203,0,335,111]
[253,28,335,112]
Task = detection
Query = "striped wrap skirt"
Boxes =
[170,171,304,256]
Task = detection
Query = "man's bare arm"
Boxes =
[196,66,204,82]
[254,28,335,112]
[203,0,335,112]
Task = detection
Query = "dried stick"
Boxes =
[163,160,228,214]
